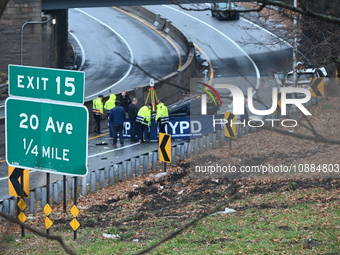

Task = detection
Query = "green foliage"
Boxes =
[322,103,336,110]
[287,181,298,190]
[106,226,119,235]
[0,72,8,84]
[1,234,16,243]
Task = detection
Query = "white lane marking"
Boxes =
[88,142,141,158]
[68,31,86,70]
[74,8,134,100]
[0,169,38,182]
[164,5,261,91]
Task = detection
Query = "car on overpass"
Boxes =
[210,1,240,20]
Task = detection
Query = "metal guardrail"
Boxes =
[0,83,8,95]
[0,83,8,107]
[0,140,194,219]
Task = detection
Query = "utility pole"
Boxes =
[292,0,298,88]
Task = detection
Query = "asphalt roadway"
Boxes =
[0,126,164,201]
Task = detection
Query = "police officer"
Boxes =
[136,103,152,143]
[155,99,169,134]
[117,91,132,115]
[92,94,104,134]
[128,98,139,142]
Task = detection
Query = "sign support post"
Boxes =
[20,169,25,237]
[73,177,78,240]
[46,173,50,235]
[63,175,67,213]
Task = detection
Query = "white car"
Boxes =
[281,66,328,97]
[211,2,240,20]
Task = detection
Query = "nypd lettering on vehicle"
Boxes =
[123,116,214,140]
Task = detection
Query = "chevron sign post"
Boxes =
[224,112,237,138]
[159,133,172,163]
[310,77,325,97]
[8,166,30,198]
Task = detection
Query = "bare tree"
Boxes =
[298,0,340,73]
[170,1,340,72]
[170,0,340,25]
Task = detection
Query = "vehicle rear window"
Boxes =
[298,73,315,79]
[216,3,235,9]
[286,73,314,81]
[216,3,227,8]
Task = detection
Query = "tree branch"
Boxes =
[259,0,340,24]
[0,212,77,255]
[113,51,191,92]
[260,124,340,145]
[170,0,340,25]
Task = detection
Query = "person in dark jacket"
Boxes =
[117,91,132,114]
[109,100,126,147]
[128,98,139,142]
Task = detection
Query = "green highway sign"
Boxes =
[8,65,85,104]
[5,97,88,176]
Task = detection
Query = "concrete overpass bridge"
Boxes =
[41,0,246,10]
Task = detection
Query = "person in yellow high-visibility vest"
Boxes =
[92,94,104,134]
[136,103,152,142]
[155,99,169,134]
[104,94,117,137]
[104,94,117,117]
